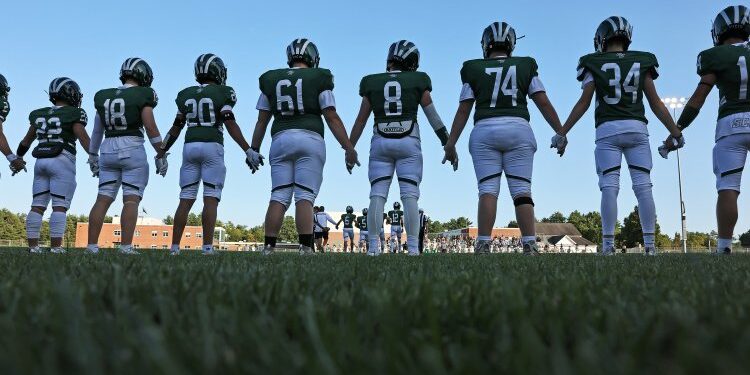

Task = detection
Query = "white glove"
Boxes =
[658,135,685,159]
[245,148,264,174]
[550,134,568,156]
[87,154,99,177]
[155,153,169,177]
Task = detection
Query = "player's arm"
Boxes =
[223,114,251,152]
[323,108,360,173]
[141,107,165,157]
[73,122,91,153]
[560,82,595,135]
[349,97,372,148]
[0,122,12,157]
[643,74,682,138]
[420,91,449,146]
[326,213,337,226]
[443,100,473,171]
[160,114,186,152]
[531,92,563,134]
[677,73,716,131]
[16,124,36,157]
[250,110,271,150]
[336,216,343,228]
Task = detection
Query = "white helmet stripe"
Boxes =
[54,78,71,93]
[195,54,205,72]
[490,22,499,40]
[128,58,143,71]
[203,54,217,73]
[401,45,418,59]
[720,10,732,25]
[298,40,311,57]
[617,16,624,29]
[606,17,618,30]
[500,23,511,41]
[735,5,740,23]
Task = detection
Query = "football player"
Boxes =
[250,39,359,255]
[385,201,405,252]
[559,17,684,256]
[86,58,169,255]
[161,54,253,256]
[0,74,26,176]
[349,40,449,256]
[15,78,91,253]
[335,205,357,252]
[442,21,564,255]
[355,208,369,252]
[666,5,750,254]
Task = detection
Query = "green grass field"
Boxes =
[1,249,749,374]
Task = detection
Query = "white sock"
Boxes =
[26,211,43,239]
[402,197,420,253]
[601,187,619,239]
[49,211,67,239]
[633,184,656,246]
[522,236,536,245]
[718,238,732,251]
[368,196,386,251]
[171,244,180,252]
[478,235,491,242]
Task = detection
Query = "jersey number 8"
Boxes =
[384,81,403,116]
[103,98,128,131]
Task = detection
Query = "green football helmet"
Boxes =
[120,57,154,87]
[712,5,750,46]
[387,40,420,71]
[286,38,320,68]
[48,77,83,107]
[363,208,368,215]
[0,73,9,97]
[594,16,633,53]
[195,53,228,85]
[346,206,353,214]
[394,202,401,210]
[482,22,517,58]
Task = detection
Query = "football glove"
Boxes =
[658,134,685,159]
[245,147,264,174]
[155,153,169,176]
[87,154,100,177]
[550,134,568,156]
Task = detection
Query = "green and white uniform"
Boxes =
[175,84,237,200]
[697,42,750,192]
[461,56,544,199]
[256,67,335,207]
[360,71,431,200]
[576,51,658,190]
[387,209,404,237]
[92,84,159,198]
[356,215,369,242]
[340,213,356,240]
[29,106,88,209]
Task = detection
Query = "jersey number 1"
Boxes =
[103,98,128,131]
[277,79,304,115]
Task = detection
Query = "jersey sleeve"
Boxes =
[358,76,369,97]
[526,58,545,96]
[697,49,716,76]
[646,53,660,80]
[143,87,158,108]
[459,62,475,101]
[0,99,9,122]
[420,72,433,93]
[224,86,238,110]
[576,56,589,82]
[319,69,335,92]
[74,108,88,126]
[175,90,187,115]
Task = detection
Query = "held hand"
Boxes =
[245,148,265,174]
[87,154,100,177]
[345,148,360,174]
[155,152,169,177]
[550,134,568,157]
[442,144,459,171]
[10,158,27,176]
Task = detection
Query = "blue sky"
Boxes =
[1,0,746,236]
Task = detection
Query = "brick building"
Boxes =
[74,217,205,250]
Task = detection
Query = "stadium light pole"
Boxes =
[661,97,688,254]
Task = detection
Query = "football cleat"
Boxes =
[594,16,633,53]
[715,247,732,255]
[644,246,657,256]
[194,53,228,85]
[48,77,83,107]
[366,248,381,257]
[523,242,540,256]
[299,245,315,255]
[286,38,320,68]
[407,250,420,257]
[120,57,154,87]
[474,240,491,255]
[118,246,140,255]
[599,246,616,256]
[202,249,217,256]
[50,247,66,254]
[86,245,99,254]
[481,21,517,58]
[387,40,420,71]
[262,245,275,256]
[712,5,750,46]
[29,246,43,254]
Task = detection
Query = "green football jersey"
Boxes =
[698,42,750,120]
[340,213,357,228]
[359,71,431,125]
[356,215,368,231]
[461,57,539,122]
[175,84,237,145]
[28,106,88,155]
[258,67,334,137]
[0,97,9,122]
[387,210,404,226]
[577,51,659,126]
[94,85,158,138]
